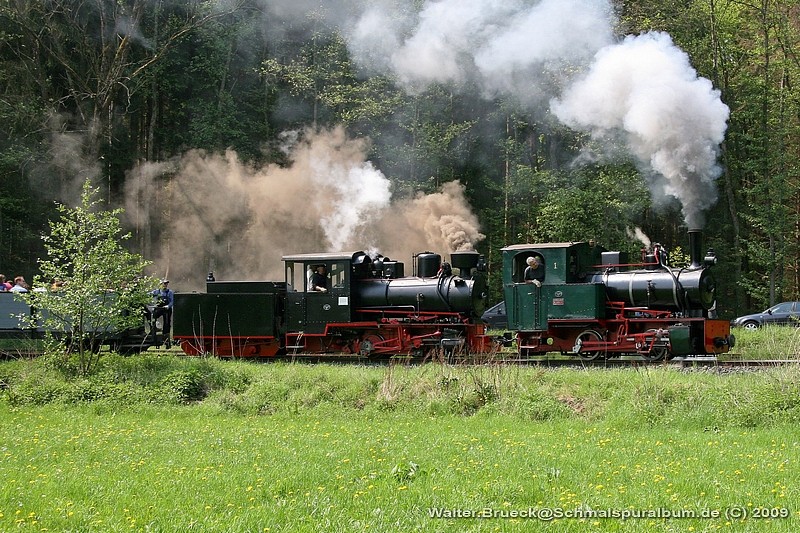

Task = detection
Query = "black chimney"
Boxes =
[688,229,702,269]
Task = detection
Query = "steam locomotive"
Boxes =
[170,229,731,360]
[172,250,492,357]
[0,250,488,358]
[504,229,734,360]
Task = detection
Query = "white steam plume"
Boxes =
[626,226,651,249]
[337,1,729,227]
[347,0,613,103]
[551,32,729,228]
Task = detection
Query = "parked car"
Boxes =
[481,301,507,329]
[730,301,800,330]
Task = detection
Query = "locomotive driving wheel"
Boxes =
[642,345,669,361]
[359,334,384,357]
[641,329,670,361]
[574,330,605,361]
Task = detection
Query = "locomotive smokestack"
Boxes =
[688,229,702,269]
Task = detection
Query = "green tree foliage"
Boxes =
[3,0,800,321]
[146,6,272,161]
[0,0,242,188]
[19,180,154,375]
[261,30,407,147]
[533,169,647,245]
[734,1,800,308]
[0,3,54,274]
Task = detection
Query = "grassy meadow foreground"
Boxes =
[1,332,799,531]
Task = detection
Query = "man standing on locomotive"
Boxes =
[147,279,175,347]
[524,256,545,287]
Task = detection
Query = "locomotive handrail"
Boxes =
[661,263,687,314]
[591,262,660,269]
[358,308,469,323]
[435,275,453,312]
[359,308,465,315]
[606,301,672,319]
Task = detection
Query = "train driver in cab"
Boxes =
[524,256,544,287]
[310,265,328,292]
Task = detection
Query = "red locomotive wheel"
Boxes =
[358,334,385,356]
[641,330,670,361]
[575,330,605,361]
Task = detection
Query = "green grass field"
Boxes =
[1,404,798,532]
[1,333,800,531]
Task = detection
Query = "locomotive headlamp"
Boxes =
[703,248,717,267]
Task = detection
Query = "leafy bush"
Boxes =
[502,387,574,421]
[153,369,208,404]
[61,379,143,404]
[6,374,69,406]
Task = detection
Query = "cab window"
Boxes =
[329,262,347,289]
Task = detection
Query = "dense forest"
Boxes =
[1,0,798,318]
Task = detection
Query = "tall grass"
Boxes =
[731,326,800,360]
[2,354,800,427]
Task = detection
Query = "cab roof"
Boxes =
[501,242,580,251]
[281,251,365,263]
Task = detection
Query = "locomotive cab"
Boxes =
[283,251,366,334]
[502,242,606,331]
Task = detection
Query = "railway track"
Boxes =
[492,356,798,368]
[4,343,795,369]
[270,352,798,368]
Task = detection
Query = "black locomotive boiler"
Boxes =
[173,250,491,357]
